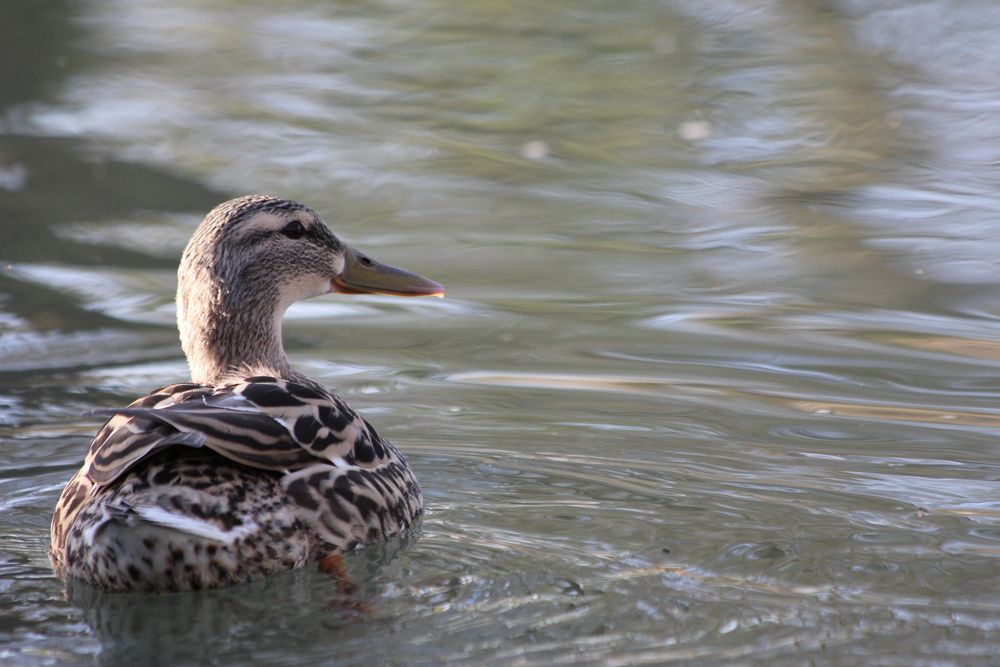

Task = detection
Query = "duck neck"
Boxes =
[177,270,297,386]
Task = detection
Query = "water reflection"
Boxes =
[62,536,413,667]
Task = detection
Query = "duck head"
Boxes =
[176,194,443,384]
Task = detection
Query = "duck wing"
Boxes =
[80,376,421,552]
[83,377,394,486]
[84,382,213,485]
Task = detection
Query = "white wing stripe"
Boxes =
[128,505,257,544]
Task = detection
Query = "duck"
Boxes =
[49,194,443,592]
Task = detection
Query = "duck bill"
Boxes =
[331,247,444,298]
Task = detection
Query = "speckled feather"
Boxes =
[49,195,433,592]
[50,377,422,591]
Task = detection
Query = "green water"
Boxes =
[4,1,1000,664]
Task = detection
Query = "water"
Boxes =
[4,0,1000,664]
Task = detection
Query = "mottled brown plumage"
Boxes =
[50,195,443,591]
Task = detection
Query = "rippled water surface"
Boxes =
[5,1,1000,664]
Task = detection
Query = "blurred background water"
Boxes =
[4,0,1000,664]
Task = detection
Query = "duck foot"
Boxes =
[318,554,373,616]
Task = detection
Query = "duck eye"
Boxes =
[281,220,305,239]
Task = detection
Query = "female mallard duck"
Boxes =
[49,195,443,592]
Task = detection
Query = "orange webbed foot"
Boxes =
[318,554,373,616]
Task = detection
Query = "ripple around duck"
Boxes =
[18,352,998,665]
